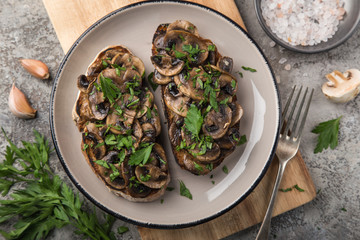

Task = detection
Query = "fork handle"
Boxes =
[255,161,288,240]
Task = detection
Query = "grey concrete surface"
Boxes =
[0,0,359,239]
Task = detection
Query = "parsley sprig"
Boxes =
[184,104,203,140]
[99,73,121,103]
[0,129,123,240]
[311,116,342,153]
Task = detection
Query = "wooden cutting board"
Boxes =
[42,0,317,239]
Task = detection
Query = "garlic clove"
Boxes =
[19,58,50,79]
[8,83,37,119]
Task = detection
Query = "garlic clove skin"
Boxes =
[19,58,50,80]
[8,83,37,119]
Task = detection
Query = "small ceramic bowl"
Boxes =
[254,0,360,53]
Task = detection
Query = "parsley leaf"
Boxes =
[311,116,342,153]
[293,184,305,192]
[222,165,229,174]
[184,104,203,139]
[280,187,292,192]
[147,72,158,91]
[99,73,121,103]
[179,180,192,200]
[242,66,257,72]
[128,144,154,166]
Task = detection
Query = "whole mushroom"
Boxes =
[322,69,360,103]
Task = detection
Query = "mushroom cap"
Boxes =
[136,90,154,118]
[135,164,168,189]
[202,104,232,139]
[163,30,209,66]
[151,54,185,76]
[153,69,173,85]
[229,102,244,127]
[167,20,199,37]
[322,69,360,103]
[111,53,145,78]
[163,82,190,117]
[174,67,206,101]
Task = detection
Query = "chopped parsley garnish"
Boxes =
[94,160,109,169]
[166,187,175,191]
[293,184,305,192]
[102,59,108,68]
[147,72,158,91]
[179,34,185,42]
[184,104,203,140]
[82,143,89,151]
[279,187,292,192]
[311,116,342,153]
[341,207,347,212]
[160,199,164,204]
[174,50,186,59]
[242,66,257,72]
[211,181,215,185]
[139,174,151,182]
[231,79,236,89]
[208,44,216,51]
[128,144,154,166]
[99,73,121,103]
[193,162,203,172]
[109,164,120,181]
[206,163,213,171]
[179,180,192,200]
[222,165,229,174]
[233,134,247,146]
[236,71,243,78]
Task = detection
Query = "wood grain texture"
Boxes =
[42,0,316,239]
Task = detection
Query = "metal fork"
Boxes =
[256,86,314,240]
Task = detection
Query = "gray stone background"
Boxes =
[0,0,359,239]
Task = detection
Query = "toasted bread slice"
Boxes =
[151,20,244,175]
[73,45,170,202]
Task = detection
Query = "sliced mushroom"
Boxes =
[219,72,237,97]
[217,56,234,73]
[135,164,168,189]
[167,20,199,36]
[216,127,240,150]
[122,69,142,90]
[136,90,154,118]
[168,122,182,147]
[77,74,95,93]
[132,119,143,149]
[140,105,161,137]
[150,54,184,76]
[82,132,106,160]
[106,94,139,134]
[88,85,110,120]
[73,92,93,129]
[202,104,232,139]
[174,68,206,101]
[322,69,360,103]
[153,69,173,85]
[86,45,131,77]
[112,53,146,78]
[152,143,168,171]
[97,151,127,190]
[163,82,190,117]
[121,159,152,198]
[229,102,244,127]
[142,123,156,140]
[175,149,211,175]
[163,30,208,65]
[180,128,221,163]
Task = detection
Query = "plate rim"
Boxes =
[49,0,281,229]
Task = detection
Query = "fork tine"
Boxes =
[296,88,314,139]
[290,87,308,138]
[280,86,296,128]
[283,86,303,136]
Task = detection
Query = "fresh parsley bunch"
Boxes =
[0,129,119,240]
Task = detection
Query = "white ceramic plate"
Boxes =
[50,1,280,228]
